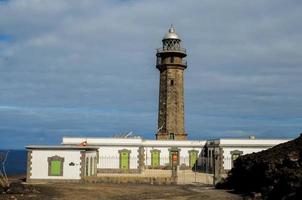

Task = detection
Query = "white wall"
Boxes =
[219,139,289,146]
[30,150,81,180]
[222,147,269,170]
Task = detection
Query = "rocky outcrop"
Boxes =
[218,134,302,200]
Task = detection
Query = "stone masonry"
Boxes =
[156,26,187,140]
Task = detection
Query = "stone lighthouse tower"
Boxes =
[156,26,187,140]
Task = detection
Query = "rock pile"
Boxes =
[218,134,302,200]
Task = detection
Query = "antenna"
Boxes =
[157,122,165,132]
[125,131,133,138]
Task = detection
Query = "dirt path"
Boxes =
[0,183,243,200]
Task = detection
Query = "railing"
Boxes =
[182,58,187,66]
[156,47,186,54]
[98,156,199,170]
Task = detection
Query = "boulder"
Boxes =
[220,134,302,200]
[0,186,5,194]
[6,182,26,194]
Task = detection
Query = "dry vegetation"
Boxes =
[0,152,10,191]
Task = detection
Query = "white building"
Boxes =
[61,136,289,176]
[62,137,206,173]
[201,137,290,176]
[26,136,289,183]
[26,146,98,182]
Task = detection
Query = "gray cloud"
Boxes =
[0,0,302,148]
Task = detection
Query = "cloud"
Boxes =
[0,0,302,148]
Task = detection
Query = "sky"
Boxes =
[1,0,302,149]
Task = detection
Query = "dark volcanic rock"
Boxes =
[6,182,27,194]
[0,186,5,194]
[220,134,302,200]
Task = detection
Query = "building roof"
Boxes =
[62,136,292,148]
[207,138,291,147]
[62,137,206,147]
[25,145,99,150]
[62,137,143,146]
[143,139,206,147]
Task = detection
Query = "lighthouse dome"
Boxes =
[163,26,180,40]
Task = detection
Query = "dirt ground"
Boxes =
[0,182,243,200]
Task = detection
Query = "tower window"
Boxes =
[169,133,175,140]
[170,57,174,63]
[170,79,174,86]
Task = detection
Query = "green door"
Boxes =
[50,160,61,176]
[151,151,160,167]
[190,151,198,167]
[120,152,129,170]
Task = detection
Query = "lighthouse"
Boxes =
[156,26,188,140]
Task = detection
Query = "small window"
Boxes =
[169,133,175,140]
[170,80,174,86]
[170,57,174,63]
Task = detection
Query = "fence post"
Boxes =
[194,158,197,183]
[170,147,178,184]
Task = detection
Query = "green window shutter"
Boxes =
[190,151,198,167]
[50,160,61,176]
[151,151,160,167]
[120,152,129,169]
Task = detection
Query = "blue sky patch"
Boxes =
[0,34,12,42]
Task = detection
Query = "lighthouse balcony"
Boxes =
[156,47,186,55]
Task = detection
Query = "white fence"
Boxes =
[96,156,214,185]
[98,156,203,170]
[98,156,138,169]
